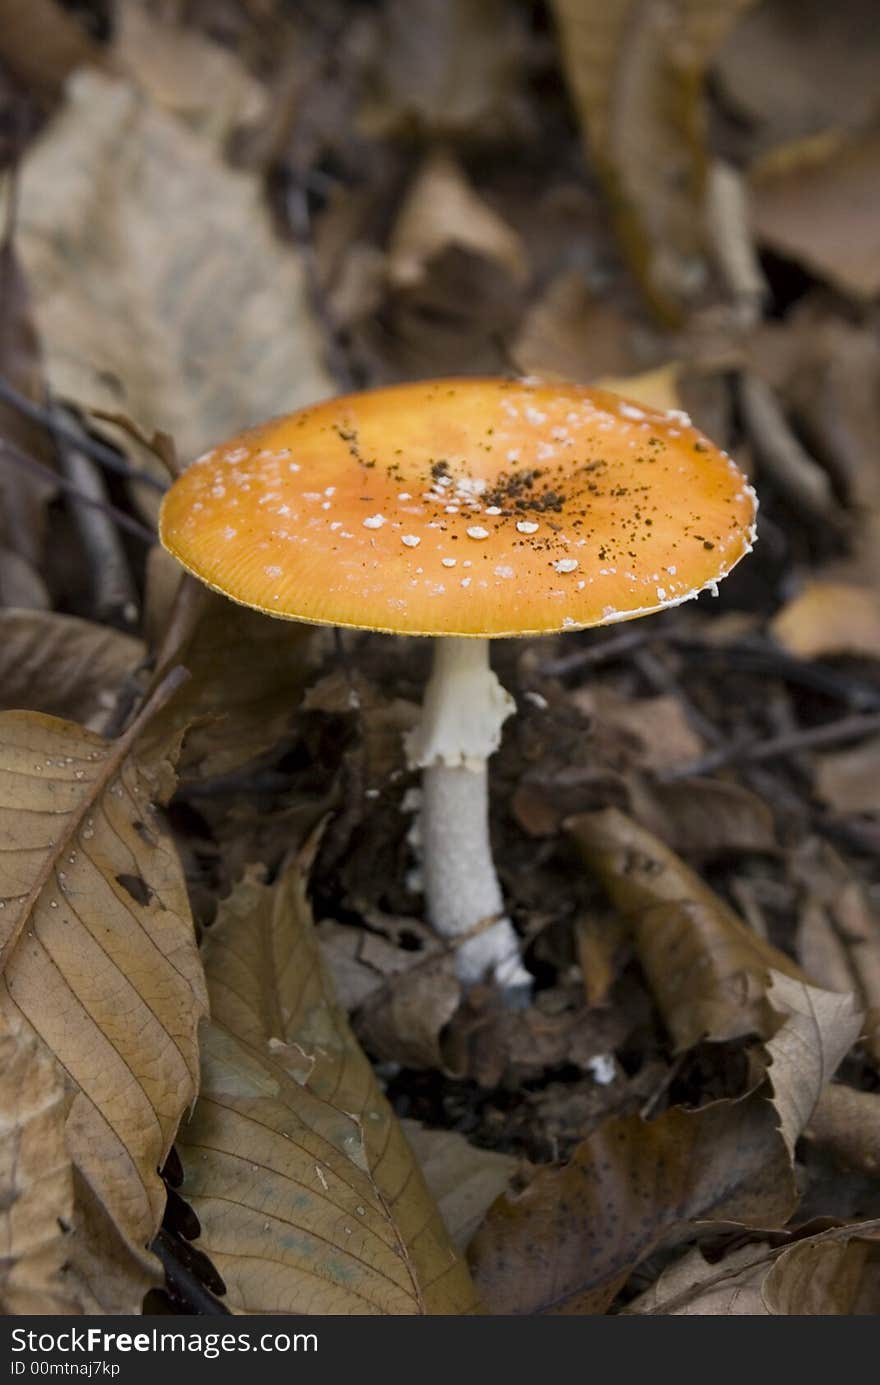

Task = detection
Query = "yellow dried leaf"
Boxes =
[178,865,481,1314]
[569,807,803,1048]
[0,694,208,1254]
[0,1024,77,1314]
[770,582,880,661]
[550,0,757,319]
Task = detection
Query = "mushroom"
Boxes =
[159,377,757,998]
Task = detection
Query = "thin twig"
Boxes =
[658,711,880,782]
[0,437,156,544]
[52,405,139,627]
[0,375,166,492]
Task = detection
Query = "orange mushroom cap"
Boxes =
[159,377,757,638]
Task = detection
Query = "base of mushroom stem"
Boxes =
[420,761,532,1003]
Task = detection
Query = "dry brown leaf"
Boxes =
[0,690,208,1258]
[625,1240,773,1314]
[791,838,880,1062]
[0,0,101,95]
[807,1084,880,1177]
[714,0,880,151]
[0,609,144,728]
[638,777,777,856]
[550,0,757,319]
[0,550,50,611]
[177,865,480,1314]
[815,736,880,816]
[113,0,266,143]
[469,963,859,1314]
[569,808,802,1048]
[11,70,333,466]
[388,148,527,289]
[752,132,880,301]
[401,1121,519,1250]
[763,1222,880,1314]
[370,0,527,139]
[512,272,639,383]
[355,961,461,1071]
[629,1221,880,1314]
[468,1094,794,1314]
[770,582,880,662]
[0,241,54,570]
[143,551,315,780]
[0,1023,78,1314]
[588,689,704,773]
[764,972,863,1160]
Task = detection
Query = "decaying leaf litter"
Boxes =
[0,0,878,1317]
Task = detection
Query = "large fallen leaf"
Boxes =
[468,1093,794,1314]
[177,865,480,1314]
[550,0,757,320]
[0,684,208,1259]
[11,69,333,467]
[569,808,803,1048]
[0,1023,77,1314]
[468,964,859,1314]
[0,609,144,727]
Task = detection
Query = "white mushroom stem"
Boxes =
[405,637,531,997]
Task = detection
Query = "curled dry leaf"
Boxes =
[400,1121,519,1251]
[763,971,863,1161]
[0,609,144,728]
[625,1240,774,1314]
[0,1023,77,1314]
[0,684,208,1262]
[177,865,480,1314]
[763,1221,880,1314]
[468,1094,794,1315]
[568,807,802,1049]
[628,1220,880,1315]
[388,149,527,290]
[549,0,757,320]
